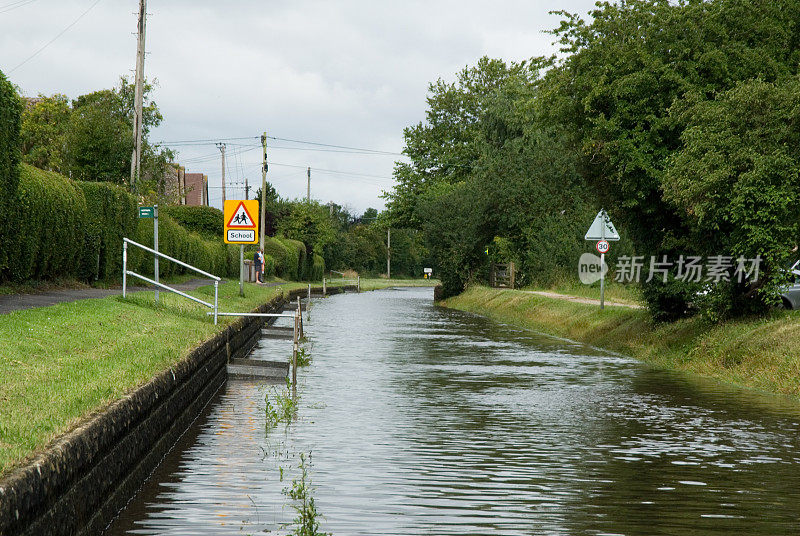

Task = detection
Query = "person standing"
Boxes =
[253,248,264,283]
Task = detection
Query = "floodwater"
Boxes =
[106,287,800,535]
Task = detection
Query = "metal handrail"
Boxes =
[123,238,221,281]
[123,237,220,324]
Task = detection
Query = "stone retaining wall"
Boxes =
[0,290,305,536]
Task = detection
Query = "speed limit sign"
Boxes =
[596,240,610,254]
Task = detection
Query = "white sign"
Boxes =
[596,240,610,254]
[585,209,620,241]
[424,267,433,274]
[227,229,255,242]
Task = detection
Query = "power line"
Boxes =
[267,135,403,156]
[8,0,102,74]
[0,0,37,14]
[156,134,404,156]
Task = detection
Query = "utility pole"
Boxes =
[245,183,250,200]
[130,0,147,193]
[216,143,226,206]
[387,228,391,279]
[307,166,311,202]
[259,132,268,250]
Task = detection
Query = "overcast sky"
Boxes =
[2,0,598,215]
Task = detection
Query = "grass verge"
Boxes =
[0,280,308,475]
[440,285,800,398]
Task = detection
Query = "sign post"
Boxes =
[224,200,259,297]
[138,205,159,303]
[584,209,620,310]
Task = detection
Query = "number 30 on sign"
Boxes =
[596,240,610,254]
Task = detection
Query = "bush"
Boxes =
[75,181,138,281]
[6,164,88,282]
[276,237,301,280]
[279,238,306,280]
[161,205,223,238]
[263,236,291,278]
[263,254,276,278]
[310,254,325,281]
[0,71,22,275]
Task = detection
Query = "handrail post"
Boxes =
[297,296,303,339]
[213,280,219,325]
[322,277,326,296]
[308,283,311,301]
[292,311,298,399]
[122,241,128,298]
[357,276,361,293]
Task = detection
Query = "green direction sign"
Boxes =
[139,206,155,219]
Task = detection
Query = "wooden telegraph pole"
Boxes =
[217,143,226,205]
[130,0,147,192]
[259,132,267,251]
[307,166,311,201]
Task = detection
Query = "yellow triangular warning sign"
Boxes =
[227,202,256,228]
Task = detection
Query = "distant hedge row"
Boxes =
[0,165,324,284]
[0,70,22,275]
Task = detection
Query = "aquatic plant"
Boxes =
[264,387,298,428]
[283,453,330,536]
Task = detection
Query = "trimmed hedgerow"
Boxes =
[75,181,138,281]
[0,71,22,276]
[278,237,306,280]
[263,236,292,278]
[6,164,88,282]
[311,254,325,281]
[161,205,223,238]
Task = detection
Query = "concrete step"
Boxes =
[227,358,288,380]
[260,328,294,340]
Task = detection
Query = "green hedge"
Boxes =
[263,236,292,278]
[6,165,88,282]
[278,237,306,280]
[263,254,276,278]
[0,71,22,275]
[161,205,223,238]
[130,215,235,279]
[311,253,325,281]
[76,181,138,281]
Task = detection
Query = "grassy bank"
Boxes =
[440,286,800,398]
[0,280,310,475]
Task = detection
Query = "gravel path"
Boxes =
[519,290,644,309]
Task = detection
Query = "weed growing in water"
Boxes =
[283,453,330,536]
[264,387,298,428]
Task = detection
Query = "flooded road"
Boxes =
[106,287,800,535]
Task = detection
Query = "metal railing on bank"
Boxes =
[122,237,221,324]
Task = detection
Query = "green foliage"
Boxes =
[310,254,325,282]
[283,453,330,536]
[388,0,800,321]
[19,94,70,172]
[263,236,292,278]
[664,78,800,312]
[75,181,138,281]
[19,77,172,188]
[5,165,88,282]
[264,387,297,428]
[277,237,303,280]
[0,70,22,274]
[161,205,223,238]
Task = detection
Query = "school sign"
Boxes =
[224,200,259,244]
